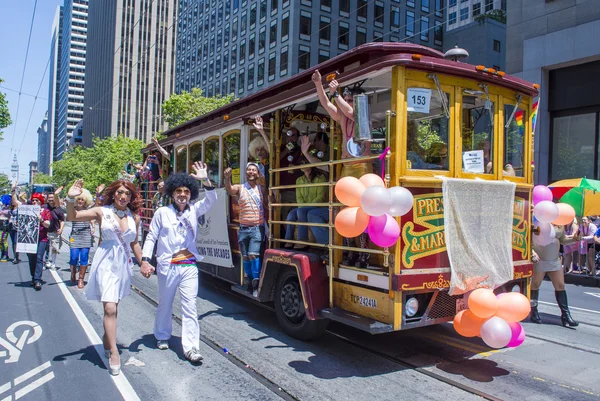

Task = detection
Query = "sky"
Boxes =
[0,0,63,183]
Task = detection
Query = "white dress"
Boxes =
[85,206,136,303]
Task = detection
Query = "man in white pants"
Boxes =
[141,162,216,363]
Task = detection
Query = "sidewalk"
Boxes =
[564,272,600,288]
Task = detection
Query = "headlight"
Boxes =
[511,284,520,293]
[405,297,419,317]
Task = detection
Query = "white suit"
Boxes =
[142,188,217,353]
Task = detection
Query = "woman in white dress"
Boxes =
[66,179,144,376]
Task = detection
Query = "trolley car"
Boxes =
[141,43,538,340]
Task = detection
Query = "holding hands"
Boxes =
[140,262,155,278]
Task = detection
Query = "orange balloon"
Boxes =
[552,203,576,226]
[335,177,366,207]
[495,292,531,323]
[453,310,485,337]
[359,173,385,188]
[334,207,370,238]
[467,288,498,319]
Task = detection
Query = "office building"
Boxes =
[443,0,506,70]
[37,113,50,174]
[506,0,600,184]
[82,0,178,146]
[44,6,63,175]
[175,0,445,98]
[55,0,88,159]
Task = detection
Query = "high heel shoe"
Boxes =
[109,354,121,376]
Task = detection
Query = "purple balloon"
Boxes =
[367,214,400,248]
[533,185,553,206]
[506,322,525,348]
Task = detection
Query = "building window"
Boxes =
[356,28,367,46]
[406,11,415,36]
[216,55,221,78]
[300,11,311,40]
[320,16,331,44]
[407,0,414,7]
[271,0,278,14]
[280,46,288,76]
[449,0,457,6]
[460,7,468,21]
[485,0,493,12]
[339,22,349,49]
[250,3,257,29]
[319,49,329,63]
[448,12,457,25]
[230,74,236,94]
[248,64,254,90]
[270,20,278,48]
[422,0,429,12]
[238,68,245,94]
[391,6,400,28]
[223,78,228,95]
[241,11,247,35]
[493,39,501,52]
[232,17,238,40]
[223,51,229,73]
[231,45,237,67]
[259,27,266,53]
[249,34,255,59]
[240,40,246,65]
[282,11,289,42]
[357,0,367,20]
[420,17,429,41]
[473,2,481,16]
[321,0,332,11]
[299,45,310,70]
[501,0,506,11]
[434,21,443,46]
[257,58,265,86]
[339,0,350,15]
[268,53,276,81]
[260,0,267,21]
[373,31,383,42]
[374,2,384,26]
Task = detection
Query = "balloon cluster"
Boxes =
[334,174,414,247]
[454,289,530,348]
[532,185,576,246]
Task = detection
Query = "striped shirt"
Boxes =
[69,221,93,249]
[238,183,264,227]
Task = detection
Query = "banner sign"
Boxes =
[195,188,233,267]
[16,205,40,254]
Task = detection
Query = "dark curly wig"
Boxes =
[164,173,200,201]
[102,180,142,213]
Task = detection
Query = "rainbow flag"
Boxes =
[531,100,539,134]
[515,110,524,135]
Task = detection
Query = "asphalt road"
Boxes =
[2,227,600,401]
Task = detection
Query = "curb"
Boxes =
[564,273,600,288]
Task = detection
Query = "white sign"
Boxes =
[195,188,233,268]
[462,150,485,174]
[407,88,432,113]
[16,205,40,254]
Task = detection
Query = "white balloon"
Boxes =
[480,316,512,349]
[387,186,414,217]
[533,222,556,247]
[360,186,392,216]
[533,201,559,224]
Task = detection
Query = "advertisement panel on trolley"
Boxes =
[195,188,234,267]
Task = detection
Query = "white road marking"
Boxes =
[584,292,600,299]
[539,300,600,314]
[0,382,10,395]
[49,269,141,401]
[13,361,51,386]
[14,372,54,400]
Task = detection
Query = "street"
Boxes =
[1,231,600,401]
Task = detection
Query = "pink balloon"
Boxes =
[367,214,400,247]
[533,185,553,205]
[506,322,525,348]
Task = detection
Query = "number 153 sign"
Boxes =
[407,88,432,113]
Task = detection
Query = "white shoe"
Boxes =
[157,340,169,350]
[252,290,258,297]
[184,348,203,363]
[45,261,51,268]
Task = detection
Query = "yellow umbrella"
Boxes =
[557,178,600,217]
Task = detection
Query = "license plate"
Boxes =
[456,297,467,313]
[351,294,378,308]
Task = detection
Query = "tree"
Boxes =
[52,135,144,192]
[0,173,10,193]
[0,79,12,141]
[162,88,235,128]
[33,173,54,184]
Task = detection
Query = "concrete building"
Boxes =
[37,113,50,175]
[45,6,64,174]
[443,0,506,70]
[28,161,38,186]
[55,0,87,160]
[506,0,600,185]
[82,0,178,146]
[175,0,445,98]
